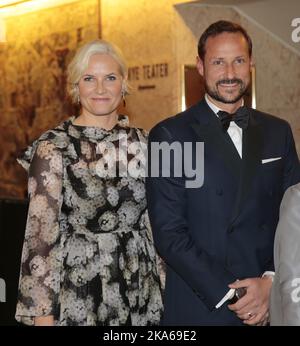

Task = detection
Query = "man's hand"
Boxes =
[227,276,273,325]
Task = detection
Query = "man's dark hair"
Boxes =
[198,20,252,60]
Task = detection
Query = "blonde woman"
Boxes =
[15,40,163,326]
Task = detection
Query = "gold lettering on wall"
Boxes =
[143,63,168,79]
[128,63,168,91]
[128,66,140,81]
[128,63,168,81]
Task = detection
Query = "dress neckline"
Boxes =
[70,114,129,130]
[65,115,130,142]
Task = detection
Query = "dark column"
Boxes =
[0,198,28,325]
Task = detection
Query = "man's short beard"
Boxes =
[205,78,248,104]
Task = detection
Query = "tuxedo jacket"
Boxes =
[270,183,300,325]
[146,99,300,325]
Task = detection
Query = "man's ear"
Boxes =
[196,56,204,77]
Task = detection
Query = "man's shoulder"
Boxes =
[150,102,202,135]
[252,108,290,128]
[151,111,188,131]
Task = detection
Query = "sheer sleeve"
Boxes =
[15,140,63,325]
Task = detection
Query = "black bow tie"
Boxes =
[218,106,249,132]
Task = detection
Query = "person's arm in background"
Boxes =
[271,184,300,325]
[282,123,300,190]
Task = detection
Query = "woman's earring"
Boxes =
[77,95,80,105]
[122,91,126,107]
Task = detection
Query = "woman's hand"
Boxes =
[34,315,54,326]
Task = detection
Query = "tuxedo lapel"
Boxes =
[230,110,263,224]
[190,101,241,180]
[189,101,263,226]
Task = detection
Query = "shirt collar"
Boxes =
[205,94,244,118]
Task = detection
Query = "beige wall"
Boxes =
[101,0,192,130]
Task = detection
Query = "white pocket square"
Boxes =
[262,157,282,164]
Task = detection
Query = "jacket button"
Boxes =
[260,224,268,231]
[227,226,234,234]
[193,289,205,300]
[216,188,223,196]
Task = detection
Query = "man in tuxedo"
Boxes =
[146,20,300,325]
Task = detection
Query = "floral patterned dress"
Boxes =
[15,116,163,326]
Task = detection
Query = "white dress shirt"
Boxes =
[205,94,243,158]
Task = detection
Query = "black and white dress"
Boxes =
[15,116,163,326]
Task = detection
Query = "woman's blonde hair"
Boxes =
[67,39,128,104]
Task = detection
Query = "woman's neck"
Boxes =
[73,113,118,130]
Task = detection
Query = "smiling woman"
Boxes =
[75,54,124,128]
[67,40,129,129]
[15,39,164,326]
